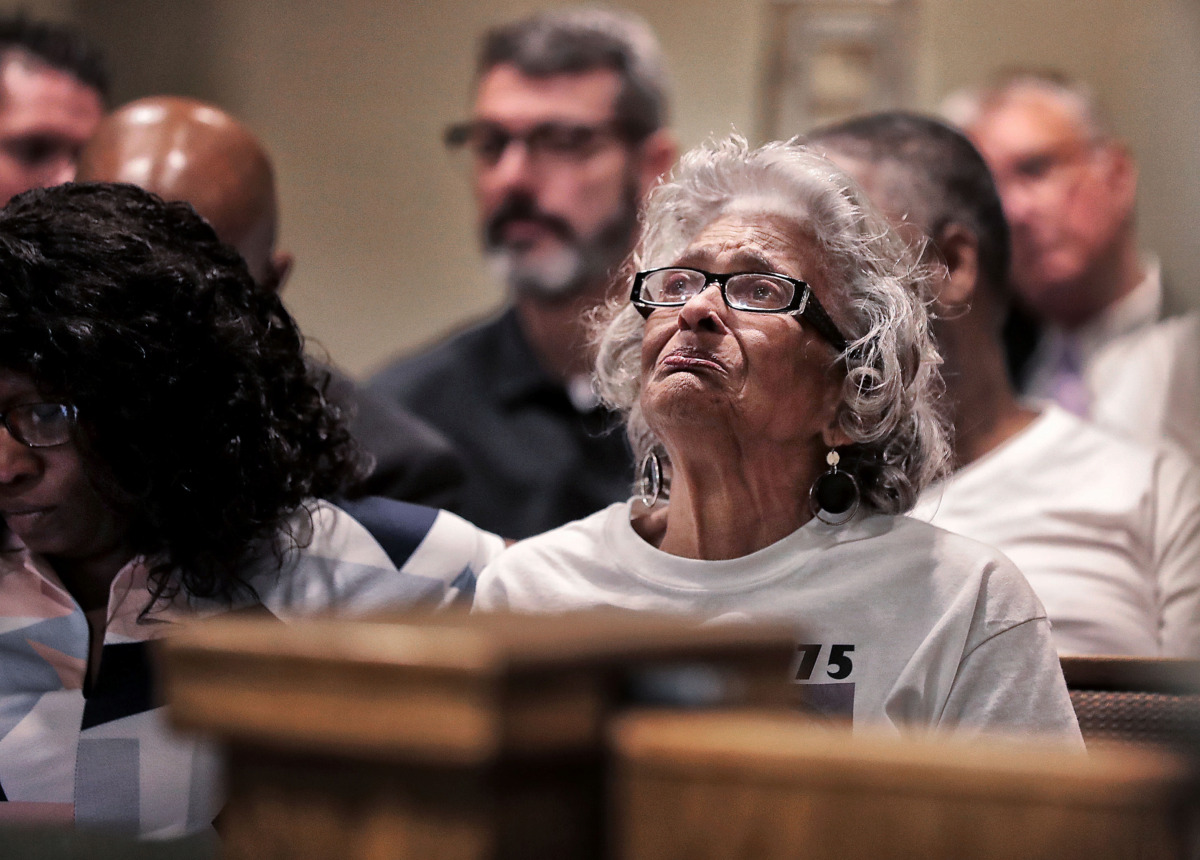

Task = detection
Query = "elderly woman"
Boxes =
[0,183,504,836]
[475,136,1080,741]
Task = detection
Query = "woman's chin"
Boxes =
[644,383,732,432]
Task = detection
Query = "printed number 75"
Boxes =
[795,643,855,681]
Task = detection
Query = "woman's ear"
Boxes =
[821,423,854,449]
[819,355,853,449]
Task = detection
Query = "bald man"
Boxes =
[78,96,288,289]
[78,96,467,508]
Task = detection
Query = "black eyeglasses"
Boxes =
[630,267,850,352]
[444,119,632,167]
[0,402,76,448]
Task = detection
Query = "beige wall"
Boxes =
[67,0,1200,377]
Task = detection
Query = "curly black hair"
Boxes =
[0,182,366,604]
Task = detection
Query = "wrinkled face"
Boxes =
[639,212,847,454]
[966,89,1132,319]
[0,369,131,575]
[471,64,641,300]
[0,59,104,205]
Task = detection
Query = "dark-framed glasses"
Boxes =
[444,119,630,167]
[631,267,850,352]
[0,402,76,448]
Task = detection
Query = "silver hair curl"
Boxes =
[593,135,952,515]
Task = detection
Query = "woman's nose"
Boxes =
[0,430,40,485]
[676,283,726,332]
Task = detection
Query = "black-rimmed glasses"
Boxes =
[444,119,632,167]
[630,267,850,352]
[0,402,76,448]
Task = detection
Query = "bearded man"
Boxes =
[370,7,676,538]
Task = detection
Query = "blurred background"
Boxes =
[23,0,1200,379]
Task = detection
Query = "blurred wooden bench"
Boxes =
[612,709,1191,860]
[160,610,797,860]
[160,615,1200,860]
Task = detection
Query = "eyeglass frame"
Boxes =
[443,118,642,166]
[0,402,77,448]
[630,266,851,353]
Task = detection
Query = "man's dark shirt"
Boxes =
[367,308,634,539]
[322,366,467,510]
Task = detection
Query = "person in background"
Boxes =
[0,183,504,836]
[942,72,1200,463]
[76,96,468,509]
[369,6,677,539]
[0,12,105,204]
[475,135,1081,744]
[811,112,1200,657]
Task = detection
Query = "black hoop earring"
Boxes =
[809,449,859,526]
[636,451,664,508]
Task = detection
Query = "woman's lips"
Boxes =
[660,348,724,373]
[2,507,52,527]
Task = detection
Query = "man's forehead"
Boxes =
[969,91,1088,163]
[472,64,621,124]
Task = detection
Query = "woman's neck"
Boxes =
[47,545,135,613]
[44,544,137,696]
[652,441,821,560]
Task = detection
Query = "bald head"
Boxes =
[77,96,289,289]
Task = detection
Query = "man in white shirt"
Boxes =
[813,112,1200,657]
[942,72,1200,462]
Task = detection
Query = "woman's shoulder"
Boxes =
[844,510,1010,558]
[887,513,1048,616]
[853,513,1039,596]
[475,503,630,611]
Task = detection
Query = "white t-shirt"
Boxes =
[911,406,1200,658]
[475,502,1082,745]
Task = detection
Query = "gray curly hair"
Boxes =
[594,135,951,515]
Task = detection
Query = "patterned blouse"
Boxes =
[0,498,504,837]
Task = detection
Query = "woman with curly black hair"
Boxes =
[0,182,504,837]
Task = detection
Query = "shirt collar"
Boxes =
[0,531,179,630]
[1047,258,1161,362]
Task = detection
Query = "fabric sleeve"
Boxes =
[472,560,512,613]
[401,507,508,610]
[1150,454,1200,657]
[259,500,505,617]
[938,617,1084,748]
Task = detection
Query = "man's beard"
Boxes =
[483,183,640,302]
